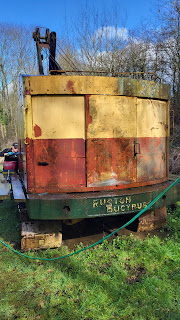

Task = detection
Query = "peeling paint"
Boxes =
[21,74,170,194]
[66,80,76,94]
[89,178,128,187]
[118,78,170,100]
[34,124,42,138]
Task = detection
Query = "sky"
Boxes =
[0,0,155,37]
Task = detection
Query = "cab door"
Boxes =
[31,95,86,191]
[136,99,169,182]
[86,95,137,187]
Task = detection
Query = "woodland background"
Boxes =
[0,0,179,172]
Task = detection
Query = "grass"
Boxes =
[0,199,179,320]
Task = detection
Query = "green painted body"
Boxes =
[27,180,180,220]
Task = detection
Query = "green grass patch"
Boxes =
[0,201,179,320]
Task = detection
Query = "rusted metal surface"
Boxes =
[49,71,161,81]
[26,138,35,191]
[86,95,137,139]
[26,180,180,220]
[22,75,170,100]
[87,138,136,187]
[26,178,168,193]
[137,99,169,138]
[17,76,26,182]
[26,138,86,192]
[137,137,167,181]
[19,74,170,193]
[86,95,136,187]
[24,94,86,192]
[115,72,161,82]
[136,98,169,182]
[138,207,167,232]
[35,139,85,189]
[85,94,168,188]
[21,220,62,250]
[15,72,179,250]
[118,78,171,100]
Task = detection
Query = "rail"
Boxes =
[49,70,161,81]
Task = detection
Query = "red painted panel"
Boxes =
[26,139,86,192]
[86,138,137,187]
[26,137,168,193]
[26,138,35,190]
[137,137,167,181]
[27,177,168,194]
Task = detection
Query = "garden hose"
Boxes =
[0,177,179,261]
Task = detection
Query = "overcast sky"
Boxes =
[1,0,155,35]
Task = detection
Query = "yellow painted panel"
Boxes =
[31,96,85,139]
[27,75,119,96]
[24,75,170,100]
[87,96,137,138]
[137,99,168,137]
[24,95,33,139]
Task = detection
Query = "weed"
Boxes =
[0,203,179,320]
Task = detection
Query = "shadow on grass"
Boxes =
[0,199,21,247]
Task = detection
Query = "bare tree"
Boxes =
[151,1,180,125]
[0,23,37,146]
[57,5,128,75]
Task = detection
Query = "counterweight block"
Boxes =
[21,220,62,251]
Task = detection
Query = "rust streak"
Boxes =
[66,80,76,94]
[85,95,92,129]
[24,87,31,97]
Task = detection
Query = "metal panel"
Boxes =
[86,96,137,187]
[118,78,171,101]
[26,180,180,220]
[33,139,86,189]
[23,75,171,101]
[137,138,167,181]
[86,95,137,139]
[26,96,86,192]
[11,174,26,202]
[87,138,136,187]
[31,95,85,139]
[137,99,168,182]
[21,76,171,193]
[137,99,169,138]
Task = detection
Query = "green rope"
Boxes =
[0,177,179,261]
